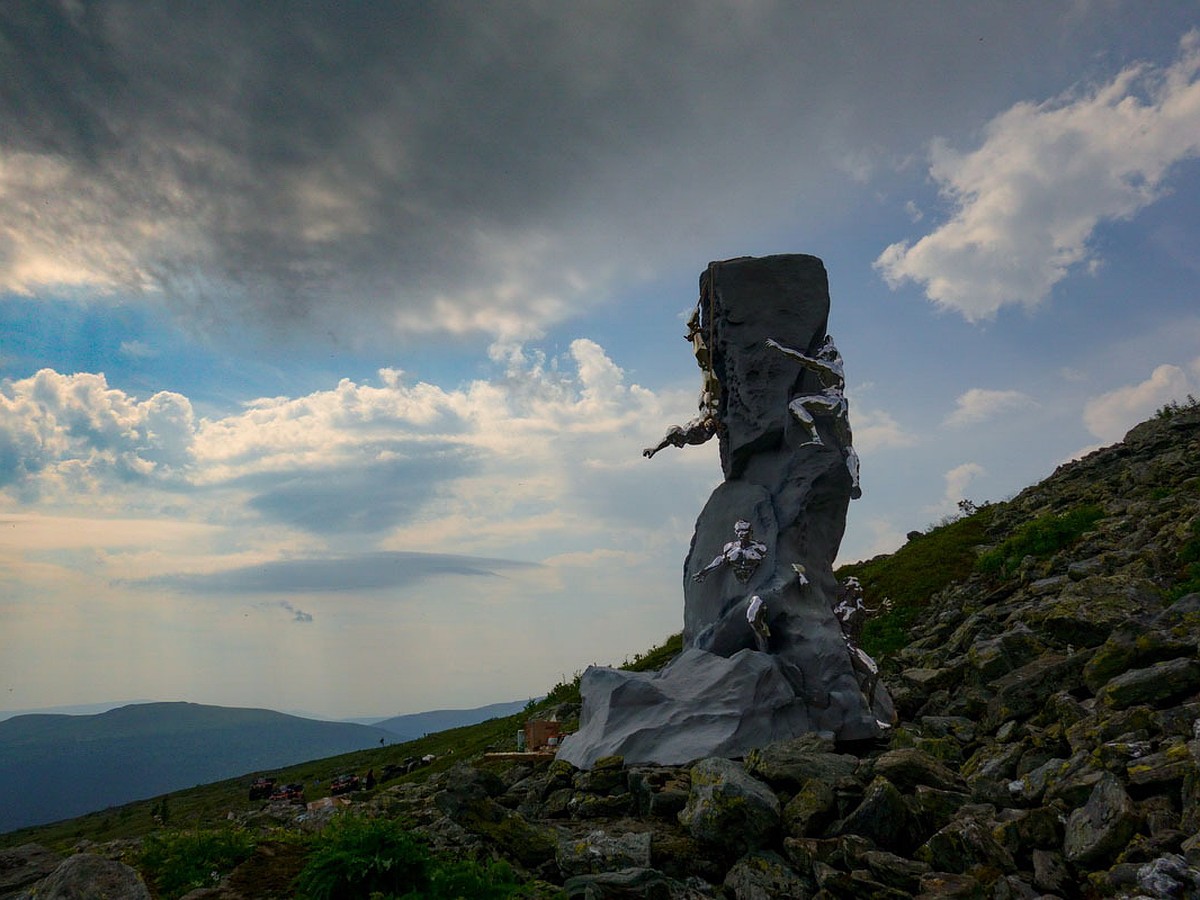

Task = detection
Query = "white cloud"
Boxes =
[0,340,714,560]
[850,407,918,454]
[1083,362,1197,442]
[923,462,987,519]
[838,517,908,565]
[0,370,195,501]
[876,31,1200,321]
[119,340,157,359]
[945,462,986,502]
[945,388,1032,426]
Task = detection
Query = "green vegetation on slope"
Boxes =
[976,504,1104,578]
[837,505,995,656]
[1170,516,1200,601]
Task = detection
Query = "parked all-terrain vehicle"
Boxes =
[269,782,305,803]
[330,773,360,795]
[248,777,276,800]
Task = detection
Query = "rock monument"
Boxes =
[557,254,894,769]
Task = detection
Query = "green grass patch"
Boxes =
[622,632,682,672]
[837,506,994,658]
[976,504,1104,578]
[534,632,683,709]
[138,827,256,899]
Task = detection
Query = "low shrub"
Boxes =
[1168,519,1200,602]
[294,815,429,899]
[138,827,256,899]
[295,814,527,900]
[976,504,1104,578]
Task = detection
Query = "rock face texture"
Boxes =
[558,255,890,770]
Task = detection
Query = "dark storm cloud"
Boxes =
[2,1,1185,343]
[235,443,478,535]
[135,550,538,594]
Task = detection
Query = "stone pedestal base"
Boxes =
[556,647,891,769]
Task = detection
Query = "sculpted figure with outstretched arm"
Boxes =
[766,335,862,499]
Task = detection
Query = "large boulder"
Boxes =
[22,854,150,900]
[1064,773,1140,866]
[677,757,780,857]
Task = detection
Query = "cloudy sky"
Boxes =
[2,1,1198,720]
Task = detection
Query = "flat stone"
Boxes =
[0,843,61,895]
[556,829,652,877]
[1064,773,1139,866]
[1097,657,1200,710]
[723,850,811,900]
[871,748,967,793]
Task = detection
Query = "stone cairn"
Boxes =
[558,254,892,770]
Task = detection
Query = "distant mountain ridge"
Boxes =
[0,698,536,834]
[0,702,396,833]
[371,699,533,740]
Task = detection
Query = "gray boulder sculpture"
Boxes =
[557,254,894,770]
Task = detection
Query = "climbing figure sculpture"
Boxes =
[644,411,717,458]
[832,576,890,710]
[746,595,770,652]
[693,519,767,583]
[765,336,862,499]
[644,304,721,459]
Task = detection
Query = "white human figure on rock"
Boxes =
[765,336,862,499]
[746,595,770,652]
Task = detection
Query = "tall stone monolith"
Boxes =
[557,254,892,769]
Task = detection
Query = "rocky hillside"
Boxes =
[3,404,1198,898]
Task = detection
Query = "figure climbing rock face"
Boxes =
[643,298,721,460]
[765,336,863,500]
[746,594,770,652]
[643,413,717,458]
[693,519,767,583]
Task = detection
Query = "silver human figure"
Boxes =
[832,576,866,639]
[765,336,862,499]
[746,595,770,652]
[832,576,886,705]
[693,519,767,583]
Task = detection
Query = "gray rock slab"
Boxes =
[556,829,653,878]
[24,854,150,900]
[1064,772,1139,866]
[678,757,780,856]
[0,844,60,895]
[555,648,880,769]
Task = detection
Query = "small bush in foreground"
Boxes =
[295,815,429,899]
[295,814,526,900]
[138,827,256,899]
